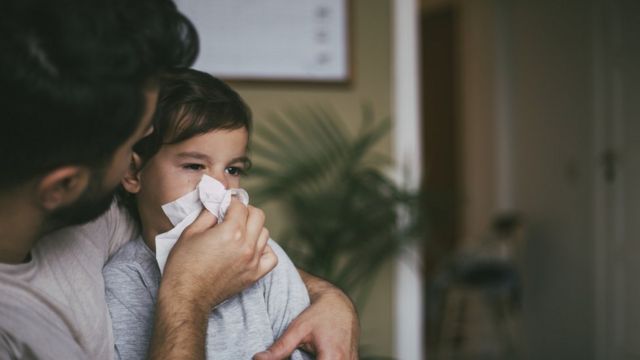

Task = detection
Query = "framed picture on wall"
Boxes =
[175,0,351,83]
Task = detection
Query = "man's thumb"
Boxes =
[182,209,218,236]
[253,325,301,360]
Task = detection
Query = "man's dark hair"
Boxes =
[0,0,199,189]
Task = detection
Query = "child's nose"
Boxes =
[210,172,229,189]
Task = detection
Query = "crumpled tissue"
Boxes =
[155,175,249,274]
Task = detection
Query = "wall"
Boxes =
[232,0,600,357]
[456,0,598,357]
[425,0,598,357]
[457,0,499,246]
[508,0,596,358]
[422,0,500,246]
[234,0,394,357]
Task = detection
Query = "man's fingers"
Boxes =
[257,245,278,276]
[256,227,270,255]
[315,348,345,360]
[223,197,249,227]
[253,319,308,360]
[182,209,217,236]
[245,205,266,250]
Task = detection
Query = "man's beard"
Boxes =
[47,170,117,229]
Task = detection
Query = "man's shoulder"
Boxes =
[37,200,139,262]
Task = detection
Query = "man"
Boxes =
[0,0,358,359]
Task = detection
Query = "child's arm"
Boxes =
[261,240,312,359]
[103,243,158,360]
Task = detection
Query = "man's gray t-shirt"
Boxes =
[103,237,312,360]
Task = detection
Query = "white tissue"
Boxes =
[155,175,249,274]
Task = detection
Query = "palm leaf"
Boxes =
[249,104,424,310]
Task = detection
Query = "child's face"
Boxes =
[134,128,249,236]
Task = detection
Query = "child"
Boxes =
[103,69,312,360]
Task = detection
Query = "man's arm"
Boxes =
[254,269,360,360]
[148,200,277,359]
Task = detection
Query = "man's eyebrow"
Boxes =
[175,152,212,162]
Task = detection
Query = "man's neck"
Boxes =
[0,188,44,264]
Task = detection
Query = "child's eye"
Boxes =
[225,167,245,177]
[183,163,205,171]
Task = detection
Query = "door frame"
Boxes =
[592,0,625,358]
[392,0,424,359]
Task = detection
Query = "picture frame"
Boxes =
[175,0,351,83]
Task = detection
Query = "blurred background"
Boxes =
[176,0,640,359]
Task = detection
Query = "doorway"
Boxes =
[420,3,461,354]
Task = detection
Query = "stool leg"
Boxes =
[436,288,467,360]
[486,291,520,359]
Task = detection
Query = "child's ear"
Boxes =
[37,166,90,211]
[121,153,143,194]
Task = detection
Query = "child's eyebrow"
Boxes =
[175,151,212,162]
[229,156,250,165]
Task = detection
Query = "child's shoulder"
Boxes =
[104,237,156,274]
[262,239,302,284]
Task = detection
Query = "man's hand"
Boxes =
[253,271,359,360]
[149,199,278,359]
[162,199,277,305]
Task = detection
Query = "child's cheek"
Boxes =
[179,170,204,193]
[161,170,199,202]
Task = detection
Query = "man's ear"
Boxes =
[37,166,90,211]
[121,152,143,194]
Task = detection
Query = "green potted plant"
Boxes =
[248,104,424,309]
